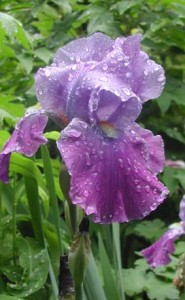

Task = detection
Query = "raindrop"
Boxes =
[85,152,91,166]
[118,158,124,168]
[45,69,51,76]
[134,179,139,185]
[126,72,131,78]
[71,64,77,71]
[84,190,89,197]
[68,74,73,81]
[99,76,108,82]
[102,63,108,71]
[90,64,95,70]
[154,66,160,71]
[146,175,151,182]
[117,55,123,61]
[123,88,131,96]
[157,74,165,82]
[38,89,43,95]
[136,185,141,192]
[151,202,157,210]
[145,185,150,193]
[99,150,104,159]
[67,129,81,137]
[134,166,138,173]
[153,188,158,195]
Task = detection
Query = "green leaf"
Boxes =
[6,237,49,298]
[134,219,166,241]
[0,12,31,49]
[34,47,53,64]
[123,268,146,296]
[0,295,23,300]
[146,272,179,300]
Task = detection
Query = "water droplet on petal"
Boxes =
[145,185,150,193]
[99,76,108,82]
[136,185,141,192]
[117,55,123,61]
[134,179,139,185]
[118,158,124,168]
[126,72,131,78]
[123,88,131,96]
[157,74,165,82]
[84,190,89,197]
[154,66,160,71]
[85,152,91,166]
[71,64,77,71]
[68,74,74,81]
[38,89,43,95]
[146,175,151,182]
[102,63,108,71]
[45,69,51,76]
[151,202,157,210]
[153,188,158,195]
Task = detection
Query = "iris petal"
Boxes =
[0,110,48,183]
[142,225,184,268]
[179,195,185,222]
[53,32,114,67]
[96,34,165,102]
[57,118,168,223]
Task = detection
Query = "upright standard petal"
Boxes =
[57,118,168,223]
[0,111,48,183]
[53,32,114,67]
[95,34,165,103]
[141,224,184,268]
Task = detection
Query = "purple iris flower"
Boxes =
[0,33,168,223]
[142,195,185,268]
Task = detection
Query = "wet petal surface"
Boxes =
[57,118,168,223]
[0,110,48,183]
[142,225,184,268]
[53,32,114,67]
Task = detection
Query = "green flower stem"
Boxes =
[41,145,63,254]
[13,174,17,265]
[75,284,83,300]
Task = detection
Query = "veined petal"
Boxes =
[53,32,114,67]
[142,224,184,268]
[35,66,80,124]
[57,118,168,223]
[96,34,165,103]
[131,124,165,175]
[0,110,48,183]
[66,69,142,126]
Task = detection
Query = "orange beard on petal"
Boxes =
[99,120,117,138]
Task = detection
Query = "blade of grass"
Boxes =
[112,223,125,300]
[98,233,120,300]
[41,145,63,254]
[24,175,58,299]
[24,176,45,247]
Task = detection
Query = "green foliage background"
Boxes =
[0,0,185,299]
